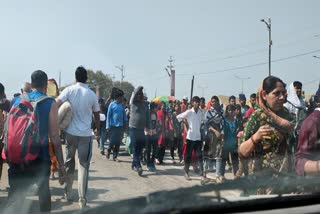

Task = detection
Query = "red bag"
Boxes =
[2,95,51,164]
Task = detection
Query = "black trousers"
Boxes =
[147,135,158,166]
[174,137,183,162]
[184,139,204,176]
[8,159,51,212]
[157,145,166,162]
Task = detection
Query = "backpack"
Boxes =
[1,94,51,165]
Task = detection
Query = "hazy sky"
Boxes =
[1,0,320,100]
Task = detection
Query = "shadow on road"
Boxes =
[143,168,184,177]
[89,176,128,181]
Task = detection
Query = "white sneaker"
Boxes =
[64,192,72,201]
[79,199,87,209]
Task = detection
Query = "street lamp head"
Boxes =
[260,19,265,22]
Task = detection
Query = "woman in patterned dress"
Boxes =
[238,76,295,194]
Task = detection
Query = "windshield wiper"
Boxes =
[62,172,320,214]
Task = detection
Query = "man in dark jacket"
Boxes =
[129,86,150,176]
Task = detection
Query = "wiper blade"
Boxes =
[63,172,320,214]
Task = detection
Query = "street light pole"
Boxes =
[261,18,272,76]
[115,65,125,89]
[198,85,208,97]
[235,75,250,94]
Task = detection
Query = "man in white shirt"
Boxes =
[56,66,100,209]
[284,81,306,117]
[177,96,208,185]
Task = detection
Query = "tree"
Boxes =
[112,81,135,101]
[86,69,113,99]
[60,69,135,101]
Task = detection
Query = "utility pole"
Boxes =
[58,71,61,90]
[190,75,194,101]
[198,85,208,97]
[95,84,100,98]
[115,65,125,88]
[235,75,250,94]
[165,56,175,97]
[261,18,272,76]
[112,74,116,87]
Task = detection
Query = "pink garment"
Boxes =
[244,107,255,119]
[157,110,173,146]
[295,110,320,176]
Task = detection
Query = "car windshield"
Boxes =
[1,0,320,213]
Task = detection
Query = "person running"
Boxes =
[106,89,127,161]
[5,70,66,212]
[129,86,150,176]
[56,66,100,209]
[177,96,208,185]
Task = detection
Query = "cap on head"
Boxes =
[239,94,246,100]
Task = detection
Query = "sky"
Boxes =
[1,0,320,101]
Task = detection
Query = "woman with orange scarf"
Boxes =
[239,76,295,193]
[47,79,60,180]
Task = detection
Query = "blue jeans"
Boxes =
[130,128,145,169]
[216,149,239,177]
[99,128,106,152]
[108,126,123,159]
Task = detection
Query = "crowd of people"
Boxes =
[1,67,320,212]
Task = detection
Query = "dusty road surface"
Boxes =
[0,140,240,213]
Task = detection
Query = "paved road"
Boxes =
[0,140,238,213]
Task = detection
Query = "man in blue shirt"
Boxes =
[106,89,128,161]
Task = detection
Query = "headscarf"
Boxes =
[256,83,295,134]
[316,82,320,98]
[286,82,305,108]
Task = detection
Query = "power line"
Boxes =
[175,24,320,63]
[176,35,320,67]
[175,49,320,76]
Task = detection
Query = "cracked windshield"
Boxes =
[1,1,320,213]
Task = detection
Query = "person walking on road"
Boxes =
[129,86,150,176]
[106,88,127,161]
[146,102,159,171]
[177,96,209,185]
[56,66,100,209]
[5,70,66,212]
[98,98,107,155]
